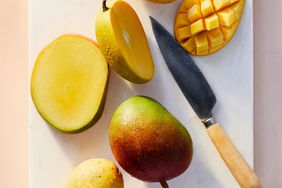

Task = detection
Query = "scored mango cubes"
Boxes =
[201,0,214,18]
[217,9,236,26]
[191,19,205,35]
[188,4,202,22]
[175,14,190,28]
[207,28,224,48]
[195,32,209,52]
[177,26,192,41]
[230,1,244,20]
[205,14,219,30]
[174,0,245,55]
[213,0,231,11]
[183,37,196,52]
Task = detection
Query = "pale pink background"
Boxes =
[0,0,281,187]
[0,0,28,188]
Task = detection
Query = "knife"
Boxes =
[150,17,261,188]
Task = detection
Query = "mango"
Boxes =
[187,4,202,23]
[66,158,124,188]
[109,96,193,187]
[204,14,219,31]
[195,32,209,53]
[201,0,214,18]
[174,0,245,55]
[31,35,108,133]
[176,25,192,41]
[96,0,154,84]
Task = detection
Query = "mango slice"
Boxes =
[174,0,245,56]
[31,35,108,133]
[96,0,154,84]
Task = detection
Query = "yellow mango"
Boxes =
[66,158,124,188]
[31,35,109,133]
[187,4,202,22]
[197,50,209,56]
[207,28,224,48]
[175,14,190,29]
[183,37,196,52]
[201,0,214,18]
[230,1,243,20]
[217,9,236,26]
[205,14,219,31]
[191,19,205,35]
[174,0,245,56]
[177,26,192,41]
[213,0,231,11]
[221,24,237,41]
[96,0,154,83]
[194,32,209,52]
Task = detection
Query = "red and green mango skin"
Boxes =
[109,96,193,182]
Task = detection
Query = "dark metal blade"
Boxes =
[150,17,216,119]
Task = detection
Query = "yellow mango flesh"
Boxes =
[96,1,154,84]
[188,4,202,22]
[31,35,108,133]
[174,0,245,56]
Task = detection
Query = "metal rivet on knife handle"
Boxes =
[201,116,217,128]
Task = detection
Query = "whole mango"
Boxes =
[109,96,193,187]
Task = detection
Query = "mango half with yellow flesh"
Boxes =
[174,0,245,56]
[96,0,154,84]
[31,35,108,133]
[66,158,124,188]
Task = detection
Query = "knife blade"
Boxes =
[149,18,216,120]
[150,17,261,188]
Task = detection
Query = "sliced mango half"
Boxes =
[31,35,108,133]
[174,0,245,56]
[96,0,154,84]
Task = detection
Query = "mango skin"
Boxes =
[146,0,176,4]
[109,96,193,182]
[66,158,124,188]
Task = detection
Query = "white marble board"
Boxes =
[29,0,253,187]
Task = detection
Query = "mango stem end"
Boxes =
[160,181,169,188]
[102,0,109,12]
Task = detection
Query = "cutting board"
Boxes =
[29,0,253,187]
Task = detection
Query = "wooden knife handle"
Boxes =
[207,123,261,188]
